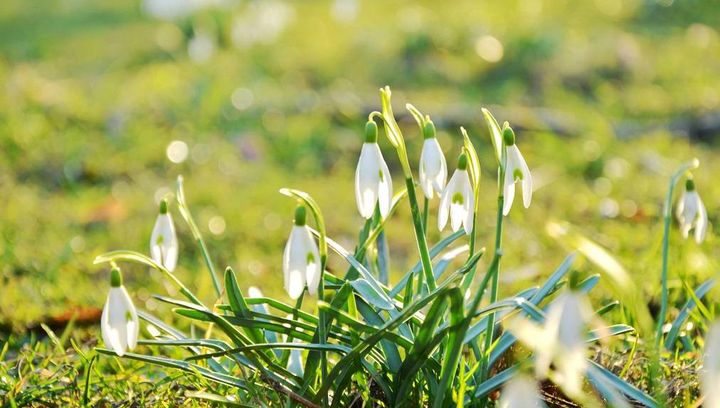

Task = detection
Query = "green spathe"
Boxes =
[294,205,307,226]
[502,126,516,146]
[423,120,436,140]
[159,199,168,214]
[457,153,468,171]
[365,120,378,143]
[110,267,123,287]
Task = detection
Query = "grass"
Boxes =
[1,0,720,406]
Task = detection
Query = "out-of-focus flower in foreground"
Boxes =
[703,322,720,408]
[502,126,532,216]
[150,199,178,271]
[355,120,393,219]
[101,268,139,357]
[439,153,474,234]
[499,375,546,408]
[676,178,707,244]
[283,206,321,299]
[508,288,591,398]
[418,119,447,200]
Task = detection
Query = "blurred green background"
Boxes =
[1,0,720,331]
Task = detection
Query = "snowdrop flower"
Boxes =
[439,153,474,234]
[502,126,532,216]
[101,268,139,357]
[419,120,447,199]
[499,375,545,408]
[702,322,720,408]
[355,121,393,219]
[150,199,178,271]
[283,206,321,299]
[676,179,707,244]
[508,287,591,398]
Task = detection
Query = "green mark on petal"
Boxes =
[452,192,464,205]
[513,168,523,181]
[378,169,384,182]
[307,252,315,265]
[126,311,133,321]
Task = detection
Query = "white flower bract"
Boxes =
[283,225,321,299]
[503,144,532,216]
[355,142,393,219]
[676,189,707,244]
[419,138,447,199]
[439,168,474,234]
[101,286,139,357]
[150,213,179,271]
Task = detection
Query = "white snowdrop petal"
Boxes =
[503,181,515,216]
[118,286,139,350]
[696,197,708,244]
[378,153,393,218]
[150,213,178,272]
[101,301,124,356]
[107,288,130,355]
[463,188,474,235]
[355,143,380,219]
[303,227,321,295]
[438,172,458,231]
[287,269,305,300]
[450,203,464,232]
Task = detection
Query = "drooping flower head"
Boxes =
[150,199,179,271]
[676,178,707,244]
[283,205,321,299]
[702,322,720,408]
[502,126,532,216]
[355,120,393,219]
[439,153,474,234]
[101,267,139,357]
[419,119,447,199]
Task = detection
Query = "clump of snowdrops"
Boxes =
[94,87,715,407]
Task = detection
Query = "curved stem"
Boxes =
[655,159,699,346]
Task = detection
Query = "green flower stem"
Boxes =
[405,176,437,292]
[655,159,700,346]
[478,154,508,400]
[176,176,222,298]
[422,196,429,233]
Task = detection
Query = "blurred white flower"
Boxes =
[703,322,720,408]
[508,290,591,398]
[331,0,358,22]
[101,268,139,357]
[188,31,215,63]
[676,179,707,244]
[355,121,393,219]
[150,199,178,272]
[418,121,447,199]
[439,153,474,234]
[232,1,294,48]
[502,127,532,216]
[283,206,321,299]
[499,375,545,408]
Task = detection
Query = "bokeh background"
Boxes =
[1,0,720,331]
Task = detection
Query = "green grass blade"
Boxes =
[664,278,715,350]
